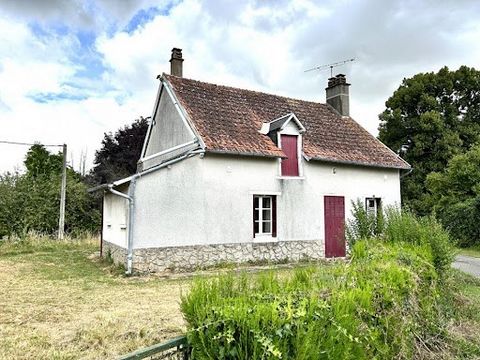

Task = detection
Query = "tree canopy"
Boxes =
[0,145,99,237]
[90,116,149,184]
[378,66,480,214]
[426,145,480,246]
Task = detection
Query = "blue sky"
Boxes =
[0,0,479,173]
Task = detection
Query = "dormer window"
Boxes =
[260,112,306,178]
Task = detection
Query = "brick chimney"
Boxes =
[326,74,350,116]
[170,48,183,77]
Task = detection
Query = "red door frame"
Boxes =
[324,196,346,258]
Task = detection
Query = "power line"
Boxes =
[0,140,64,147]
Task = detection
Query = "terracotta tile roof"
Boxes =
[164,74,411,170]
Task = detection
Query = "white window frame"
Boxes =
[254,195,273,237]
[365,197,381,216]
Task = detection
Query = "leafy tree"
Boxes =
[378,66,480,214]
[25,143,63,178]
[90,116,149,184]
[426,144,480,246]
[0,145,100,237]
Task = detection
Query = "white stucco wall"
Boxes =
[102,188,129,249]
[141,85,197,170]
[130,153,400,249]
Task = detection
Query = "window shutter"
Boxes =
[272,196,277,237]
[281,135,299,176]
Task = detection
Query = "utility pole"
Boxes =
[58,143,67,240]
[0,140,68,239]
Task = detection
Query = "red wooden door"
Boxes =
[324,196,346,258]
[281,135,299,176]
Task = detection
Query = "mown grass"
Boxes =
[0,235,186,360]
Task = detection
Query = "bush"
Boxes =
[437,197,480,247]
[383,208,455,280]
[347,204,455,280]
[181,241,446,359]
[346,199,383,246]
[0,171,100,238]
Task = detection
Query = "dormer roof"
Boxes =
[260,113,306,135]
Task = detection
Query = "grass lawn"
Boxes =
[1,237,480,359]
[457,246,480,258]
[0,237,187,360]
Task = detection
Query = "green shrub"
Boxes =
[181,241,445,359]
[346,199,382,245]
[382,208,455,280]
[438,197,480,247]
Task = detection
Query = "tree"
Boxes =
[426,144,480,246]
[90,116,149,184]
[0,145,100,237]
[24,143,63,178]
[378,66,480,214]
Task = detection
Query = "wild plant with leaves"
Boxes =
[181,209,456,359]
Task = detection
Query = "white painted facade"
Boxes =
[126,154,400,249]
[102,185,129,248]
[101,76,403,270]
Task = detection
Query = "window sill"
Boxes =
[276,176,305,180]
[252,236,278,243]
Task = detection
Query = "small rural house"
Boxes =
[98,48,410,274]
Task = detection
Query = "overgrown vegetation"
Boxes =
[378,66,480,248]
[0,144,100,237]
[181,209,473,359]
[346,199,383,245]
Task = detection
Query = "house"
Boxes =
[98,48,410,274]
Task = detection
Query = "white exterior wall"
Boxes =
[102,189,129,249]
[140,85,197,170]
[131,153,400,249]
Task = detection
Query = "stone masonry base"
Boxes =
[102,241,127,267]
[103,240,325,273]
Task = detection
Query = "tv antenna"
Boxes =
[304,58,355,77]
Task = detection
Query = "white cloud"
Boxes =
[1,0,480,173]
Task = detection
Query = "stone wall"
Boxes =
[102,241,127,267]
[130,240,324,273]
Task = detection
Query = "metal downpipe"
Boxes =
[107,148,205,275]
[126,177,137,275]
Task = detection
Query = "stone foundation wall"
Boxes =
[133,240,325,273]
[102,241,127,267]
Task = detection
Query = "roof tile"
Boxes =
[164,74,410,169]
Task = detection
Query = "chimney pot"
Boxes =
[170,48,184,77]
[326,74,350,116]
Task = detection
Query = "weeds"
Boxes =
[181,240,447,359]
[181,205,460,359]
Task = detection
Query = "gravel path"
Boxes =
[453,255,480,278]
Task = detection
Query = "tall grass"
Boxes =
[0,231,99,256]
[346,199,383,245]
[182,241,447,359]
[382,208,454,280]
[182,206,457,359]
